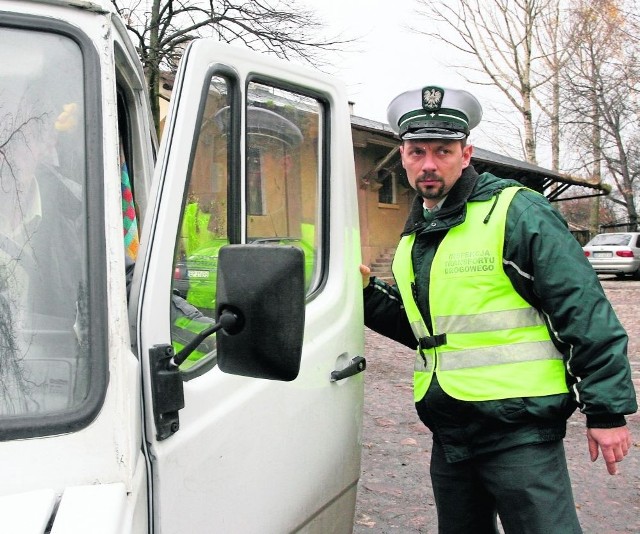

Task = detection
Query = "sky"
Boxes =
[299,0,514,155]
[302,0,466,122]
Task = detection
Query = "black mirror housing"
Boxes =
[215,245,305,381]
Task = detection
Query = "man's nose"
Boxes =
[420,151,437,172]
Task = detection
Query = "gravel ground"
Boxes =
[354,276,640,533]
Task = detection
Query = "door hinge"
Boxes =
[149,344,185,441]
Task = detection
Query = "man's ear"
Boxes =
[399,143,406,169]
[461,144,473,169]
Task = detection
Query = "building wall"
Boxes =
[352,128,411,266]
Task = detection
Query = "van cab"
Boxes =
[0,1,365,531]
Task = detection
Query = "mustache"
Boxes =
[417,171,443,182]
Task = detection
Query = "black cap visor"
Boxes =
[402,127,467,140]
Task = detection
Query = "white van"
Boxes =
[0,1,365,532]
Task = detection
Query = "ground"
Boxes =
[354,277,640,533]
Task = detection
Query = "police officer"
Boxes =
[360,85,637,533]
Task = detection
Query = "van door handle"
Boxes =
[330,356,366,382]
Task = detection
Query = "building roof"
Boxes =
[350,115,609,202]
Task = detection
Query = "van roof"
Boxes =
[21,0,113,14]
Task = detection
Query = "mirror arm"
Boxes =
[170,309,239,368]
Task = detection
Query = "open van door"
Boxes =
[132,40,365,533]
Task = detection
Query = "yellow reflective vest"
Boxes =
[392,187,569,402]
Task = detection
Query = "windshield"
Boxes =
[589,234,632,246]
[0,26,93,425]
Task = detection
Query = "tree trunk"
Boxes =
[148,0,161,136]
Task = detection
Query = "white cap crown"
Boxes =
[387,86,482,140]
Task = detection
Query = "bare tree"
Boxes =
[112,0,349,134]
[532,3,574,171]
[412,0,570,165]
[562,0,639,230]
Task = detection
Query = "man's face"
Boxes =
[399,139,473,207]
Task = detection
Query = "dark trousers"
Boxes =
[429,439,582,534]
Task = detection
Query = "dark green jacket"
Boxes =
[363,166,637,462]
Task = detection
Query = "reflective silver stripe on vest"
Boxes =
[438,340,562,371]
[435,308,544,334]
[414,352,434,372]
[409,320,430,340]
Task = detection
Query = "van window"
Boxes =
[246,82,323,292]
[171,74,231,371]
[0,23,105,437]
[170,76,326,373]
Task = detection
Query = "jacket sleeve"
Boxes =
[363,276,416,349]
[503,190,637,427]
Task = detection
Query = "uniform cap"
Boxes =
[387,86,482,140]
[214,106,303,147]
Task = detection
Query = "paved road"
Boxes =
[354,276,640,533]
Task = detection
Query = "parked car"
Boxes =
[583,232,640,279]
[173,238,229,316]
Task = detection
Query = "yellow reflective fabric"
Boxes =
[393,187,569,402]
[392,233,437,400]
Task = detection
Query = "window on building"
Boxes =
[378,169,397,204]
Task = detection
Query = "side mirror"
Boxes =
[215,245,305,381]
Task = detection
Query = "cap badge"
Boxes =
[422,87,444,112]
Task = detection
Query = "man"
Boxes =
[360,85,637,533]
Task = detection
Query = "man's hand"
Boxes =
[587,426,632,475]
[359,264,371,289]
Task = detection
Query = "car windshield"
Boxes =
[589,234,632,246]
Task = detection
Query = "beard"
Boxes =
[414,171,446,200]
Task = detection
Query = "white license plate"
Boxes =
[188,270,209,278]
[593,252,612,258]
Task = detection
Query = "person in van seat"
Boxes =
[360,85,637,533]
